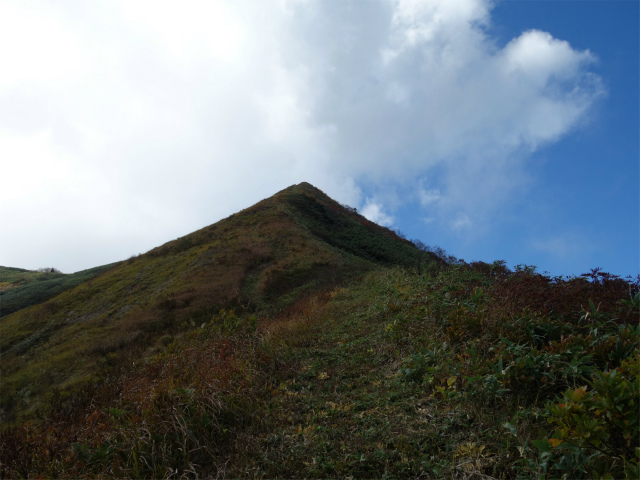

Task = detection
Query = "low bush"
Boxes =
[1,262,637,478]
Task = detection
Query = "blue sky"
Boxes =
[1,0,638,278]
[378,0,639,278]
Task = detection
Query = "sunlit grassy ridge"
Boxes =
[0,183,435,422]
[0,183,637,479]
[0,264,117,318]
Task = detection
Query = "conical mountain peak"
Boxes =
[0,183,435,420]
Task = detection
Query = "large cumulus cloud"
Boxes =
[0,0,603,271]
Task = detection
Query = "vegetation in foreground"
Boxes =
[1,261,637,479]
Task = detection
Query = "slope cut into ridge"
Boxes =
[0,182,436,421]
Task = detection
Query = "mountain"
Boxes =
[0,264,117,319]
[0,182,436,421]
[0,183,637,479]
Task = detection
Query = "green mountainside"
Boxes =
[0,183,435,421]
[0,264,118,318]
[0,183,638,479]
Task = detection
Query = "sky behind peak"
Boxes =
[1,0,637,278]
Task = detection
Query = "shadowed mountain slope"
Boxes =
[0,182,436,420]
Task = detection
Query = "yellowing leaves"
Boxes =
[549,438,563,448]
[573,386,588,400]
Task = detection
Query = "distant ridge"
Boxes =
[0,264,117,318]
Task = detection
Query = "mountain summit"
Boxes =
[1,184,637,479]
[0,183,435,419]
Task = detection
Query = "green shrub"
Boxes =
[515,355,638,479]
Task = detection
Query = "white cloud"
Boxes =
[0,2,82,87]
[531,232,594,259]
[361,201,395,227]
[451,212,472,230]
[501,30,594,85]
[278,0,603,215]
[419,186,442,207]
[0,0,604,271]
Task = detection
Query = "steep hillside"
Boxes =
[1,263,637,479]
[2,183,636,479]
[0,183,436,421]
[0,264,118,318]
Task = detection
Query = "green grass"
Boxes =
[1,263,637,479]
[0,264,118,318]
[1,183,636,478]
[0,183,437,423]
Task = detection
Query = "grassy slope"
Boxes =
[1,264,636,479]
[3,182,635,478]
[243,267,638,479]
[0,264,118,318]
[0,183,435,421]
